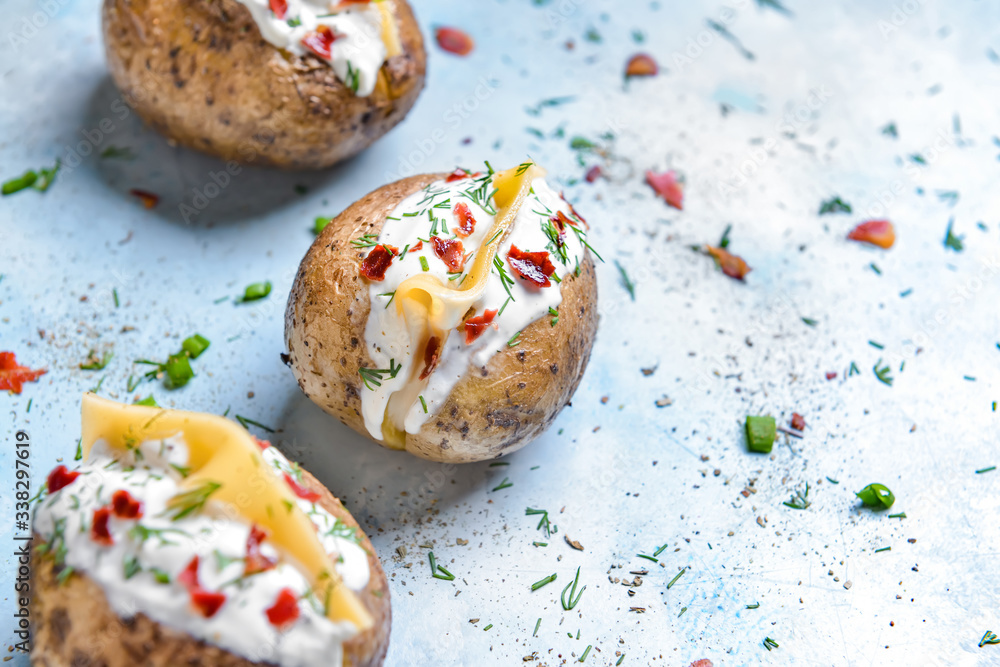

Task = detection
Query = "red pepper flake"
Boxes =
[0,352,47,394]
[847,220,895,249]
[419,336,442,380]
[253,436,271,451]
[91,507,113,545]
[645,170,684,210]
[47,465,80,493]
[111,489,143,519]
[689,660,714,667]
[462,309,498,345]
[431,236,466,272]
[359,243,398,282]
[245,524,278,575]
[507,245,556,288]
[129,189,159,209]
[445,168,480,182]
[584,165,602,183]
[705,245,751,281]
[435,27,474,56]
[283,473,321,503]
[302,25,339,60]
[453,202,477,238]
[410,240,423,251]
[625,53,659,77]
[825,371,838,380]
[178,555,228,617]
[790,413,806,431]
[266,588,301,629]
[269,0,287,19]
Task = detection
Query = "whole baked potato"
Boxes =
[102,0,426,169]
[285,163,600,463]
[31,395,390,667]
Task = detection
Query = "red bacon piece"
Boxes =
[431,237,466,272]
[269,0,288,19]
[847,220,895,249]
[584,165,602,183]
[419,336,441,380]
[445,168,479,182]
[91,507,113,545]
[284,473,321,502]
[178,555,227,617]
[359,244,398,281]
[253,436,271,451]
[47,465,80,493]
[645,170,684,210]
[506,245,556,288]
[245,524,278,576]
[302,25,339,60]
[266,588,301,629]
[453,202,477,238]
[111,489,143,519]
[705,245,751,281]
[0,352,47,394]
[435,27,474,56]
[129,189,160,209]
[463,309,498,344]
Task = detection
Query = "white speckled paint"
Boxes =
[32,436,369,667]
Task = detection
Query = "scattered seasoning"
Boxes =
[645,170,684,210]
[847,220,895,248]
[531,573,558,591]
[763,637,780,651]
[615,260,636,301]
[435,26,474,55]
[819,196,852,215]
[975,466,996,474]
[666,568,686,590]
[745,415,776,453]
[625,53,658,78]
[492,477,512,491]
[856,483,895,509]
[881,122,898,138]
[236,281,272,303]
[944,218,964,252]
[561,566,586,610]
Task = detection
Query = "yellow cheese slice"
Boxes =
[80,393,372,631]
[377,0,402,58]
[380,164,545,443]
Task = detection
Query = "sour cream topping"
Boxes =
[361,169,594,440]
[33,436,370,667]
[236,0,390,96]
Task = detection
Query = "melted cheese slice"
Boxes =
[80,393,372,631]
[377,0,402,58]
[380,164,545,445]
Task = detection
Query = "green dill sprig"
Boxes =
[873,359,893,386]
[560,566,585,610]
[492,255,516,303]
[359,359,402,390]
[351,233,379,249]
[165,480,222,521]
[526,507,556,537]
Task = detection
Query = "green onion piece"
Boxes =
[533,618,541,637]
[151,568,170,584]
[419,395,428,413]
[856,483,895,509]
[579,645,592,662]
[163,352,194,389]
[34,160,60,192]
[314,217,332,235]
[419,256,430,272]
[666,567,686,589]
[181,334,211,359]
[745,415,776,453]
[238,281,272,303]
[531,573,557,591]
[2,170,37,195]
[134,395,159,407]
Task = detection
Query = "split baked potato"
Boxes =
[31,395,390,667]
[101,0,426,169]
[285,165,599,463]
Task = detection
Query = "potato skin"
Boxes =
[30,468,391,667]
[101,0,426,169]
[285,174,599,463]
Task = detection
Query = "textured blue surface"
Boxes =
[3,0,1000,665]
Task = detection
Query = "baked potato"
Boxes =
[285,163,600,463]
[102,0,426,169]
[31,394,390,667]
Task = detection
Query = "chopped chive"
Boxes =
[636,554,658,563]
[801,317,818,326]
[235,415,275,433]
[976,466,996,474]
[533,542,548,547]
[533,618,541,637]
[507,331,521,347]
[74,439,83,461]
[616,655,625,666]
[868,340,884,349]
[875,546,891,553]
[870,262,882,275]
[746,602,760,609]
[531,573,558,591]
[419,256,430,272]
[579,645,592,662]
[666,568,686,589]
[979,631,1000,647]
[483,624,493,631]
[888,512,906,519]
[826,477,839,484]
[615,260,635,301]
[26,398,32,413]
[419,395,428,413]
[849,361,860,376]
[763,636,779,651]
[492,477,512,491]
[236,281,272,303]
[113,289,120,308]
[560,566,586,610]
[652,544,668,557]
[489,461,509,467]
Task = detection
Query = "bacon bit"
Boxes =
[435,27,474,56]
[91,507,113,545]
[335,0,371,7]
[252,436,271,451]
[178,555,228,617]
[266,588,301,629]
[359,244,398,281]
[507,245,556,288]
[453,202,477,238]
[302,25,339,60]
[790,413,806,431]
[625,53,659,77]
[129,189,159,209]
[645,170,684,210]
[245,524,278,575]
[283,473,321,502]
[689,660,714,667]
[584,165,602,183]
[705,245,751,281]
[0,352,47,394]
[445,168,479,182]
[463,309,498,345]
[410,240,423,251]
[419,336,442,380]
[269,0,287,19]
[111,489,143,519]
[431,236,466,272]
[825,371,838,381]
[847,220,895,249]
[46,465,80,493]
